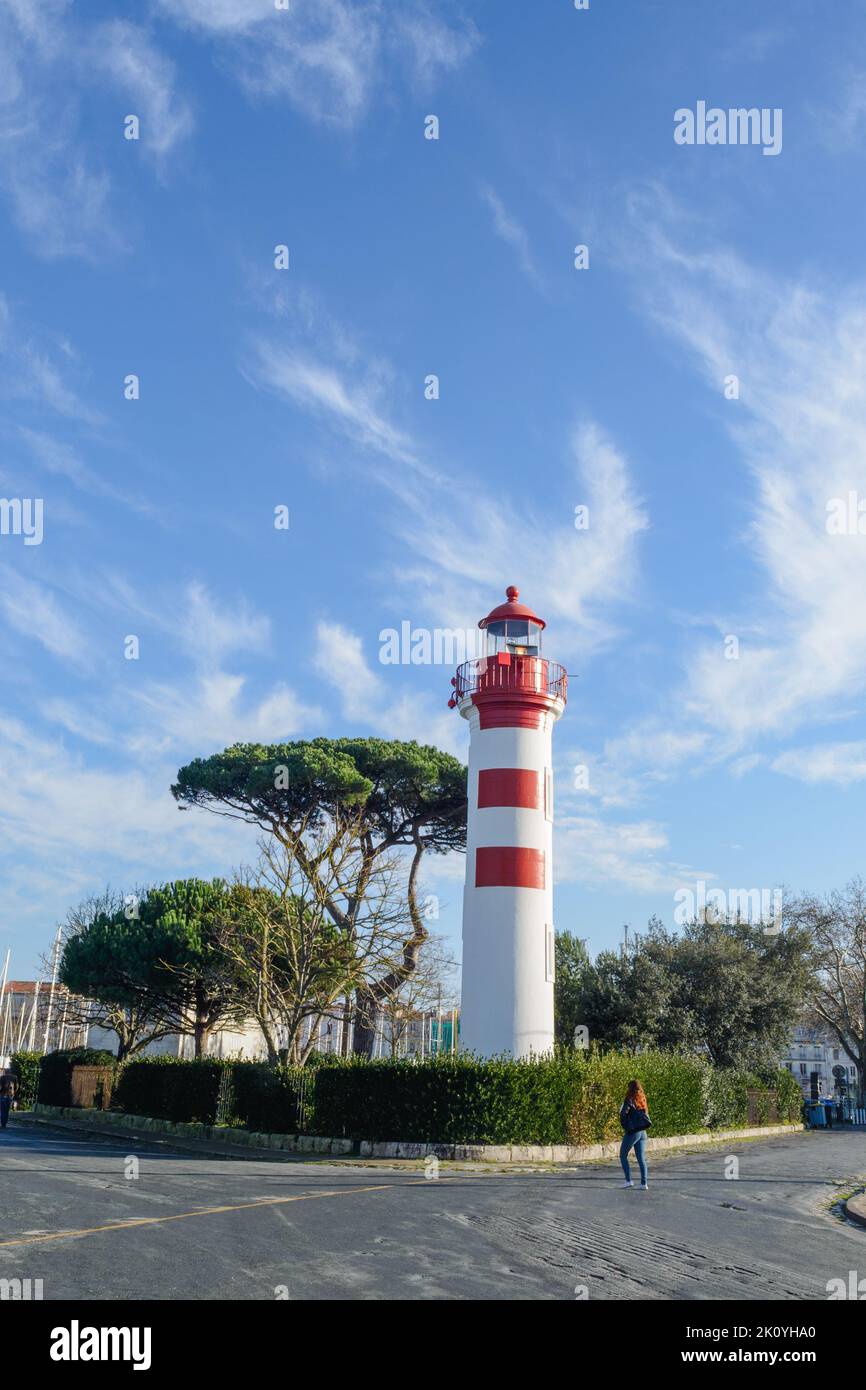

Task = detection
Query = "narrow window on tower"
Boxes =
[545,924,555,983]
[544,767,553,822]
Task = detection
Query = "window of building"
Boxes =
[545,925,555,983]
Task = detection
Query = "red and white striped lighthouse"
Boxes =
[449,586,567,1057]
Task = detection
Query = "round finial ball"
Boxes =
[506,585,519,601]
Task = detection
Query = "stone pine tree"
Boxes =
[172,738,467,1055]
[55,889,174,1062]
[61,879,250,1058]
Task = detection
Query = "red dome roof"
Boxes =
[478,585,546,631]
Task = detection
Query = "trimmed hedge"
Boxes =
[771,1066,803,1123]
[108,1049,803,1144]
[230,1062,306,1134]
[113,1057,230,1125]
[704,1066,803,1130]
[37,1048,117,1108]
[9,1051,41,1110]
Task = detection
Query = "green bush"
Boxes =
[230,1062,307,1133]
[106,1050,805,1144]
[270,1050,710,1145]
[37,1048,117,1108]
[703,1068,754,1129]
[774,1067,804,1123]
[113,1056,230,1124]
[9,1051,41,1109]
[703,1067,803,1128]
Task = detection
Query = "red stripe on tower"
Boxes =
[475,846,546,889]
[477,768,541,809]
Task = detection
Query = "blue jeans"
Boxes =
[0,1097,11,1128]
[620,1130,647,1183]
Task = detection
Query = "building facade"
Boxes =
[782,1024,861,1099]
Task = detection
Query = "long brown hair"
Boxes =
[626,1079,647,1111]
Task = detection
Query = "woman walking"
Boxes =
[619,1078,651,1189]
[0,1069,18,1130]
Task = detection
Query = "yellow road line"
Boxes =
[0,1182,417,1249]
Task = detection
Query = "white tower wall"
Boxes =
[459,701,562,1057]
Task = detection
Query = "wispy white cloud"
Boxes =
[0,296,102,425]
[556,811,701,896]
[772,742,866,786]
[0,5,191,257]
[395,420,649,661]
[245,303,649,663]
[0,573,320,751]
[17,427,158,517]
[621,188,866,761]
[0,570,88,665]
[244,337,421,470]
[0,712,260,887]
[480,185,540,287]
[314,620,464,754]
[569,723,711,810]
[178,581,272,668]
[154,0,478,129]
[90,20,194,162]
[126,672,319,757]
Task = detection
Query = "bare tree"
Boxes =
[374,932,459,1058]
[790,879,866,1104]
[225,815,415,1065]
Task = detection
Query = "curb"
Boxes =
[13,1110,325,1164]
[844,1192,866,1228]
[15,1106,804,1166]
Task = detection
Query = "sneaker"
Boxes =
[622,1180,633,1187]
[639,1183,648,1190]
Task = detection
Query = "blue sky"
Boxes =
[3,0,866,978]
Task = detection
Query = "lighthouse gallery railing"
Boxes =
[455,656,567,702]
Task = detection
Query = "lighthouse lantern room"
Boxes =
[450,586,567,1058]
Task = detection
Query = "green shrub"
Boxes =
[284,1050,709,1145]
[703,1066,804,1128]
[113,1056,230,1124]
[773,1067,803,1123]
[230,1062,307,1133]
[703,1068,754,1129]
[9,1051,41,1109]
[106,1050,804,1144]
[37,1048,117,1108]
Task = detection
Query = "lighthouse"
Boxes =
[449,587,567,1057]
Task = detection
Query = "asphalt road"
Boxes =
[1,1120,864,1300]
